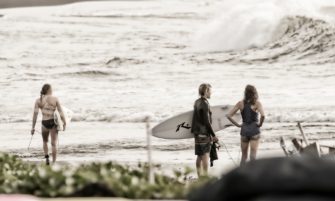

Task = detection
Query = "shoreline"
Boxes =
[3,121,334,176]
[1,120,334,179]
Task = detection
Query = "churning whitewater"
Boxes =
[1,0,335,124]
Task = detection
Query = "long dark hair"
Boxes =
[40,84,51,101]
[244,85,258,105]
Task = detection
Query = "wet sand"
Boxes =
[2,121,334,177]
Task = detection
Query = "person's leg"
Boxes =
[240,137,249,166]
[196,155,202,177]
[201,153,210,176]
[50,127,58,163]
[41,126,50,165]
[41,126,49,156]
[249,136,260,161]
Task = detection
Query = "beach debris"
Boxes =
[280,122,335,158]
[280,136,289,156]
[297,122,310,145]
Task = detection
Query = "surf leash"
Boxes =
[28,129,42,151]
[221,141,238,166]
[27,135,34,151]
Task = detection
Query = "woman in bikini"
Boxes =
[227,85,265,166]
[31,84,66,165]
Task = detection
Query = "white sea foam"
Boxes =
[194,0,335,51]
[0,0,334,125]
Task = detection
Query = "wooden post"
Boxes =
[145,117,154,184]
[280,137,289,156]
[297,122,310,146]
[292,138,303,153]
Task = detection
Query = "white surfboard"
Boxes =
[54,106,73,131]
[152,105,241,139]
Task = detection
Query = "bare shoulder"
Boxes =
[35,98,41,105]
[237,100,244,109]
[256,100,263,107]
[50,95,59,102]
[46,96,59,106]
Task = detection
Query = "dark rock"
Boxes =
[189,157,335,201]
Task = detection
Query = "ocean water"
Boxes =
[1,0,335,171]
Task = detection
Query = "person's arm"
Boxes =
[56,98,67,130]
[226,101,242,128]
[200,102,216,137]
[257,101,265,127]
[31,100,39,135]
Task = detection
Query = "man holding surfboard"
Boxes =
[191,83,218,177]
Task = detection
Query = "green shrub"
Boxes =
[0,153,214,199]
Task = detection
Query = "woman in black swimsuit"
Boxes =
[227,85,265,166]
[31,84,66,165]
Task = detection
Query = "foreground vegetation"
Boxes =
[0,153,213,199]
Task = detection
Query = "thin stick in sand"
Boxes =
[27,135,34,151]
[297,122,310,146]
[145,116,154,184]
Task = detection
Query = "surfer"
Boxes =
[191,83,218,177]
[31,84,66,165]
[227,85,265,166]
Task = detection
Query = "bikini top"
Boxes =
[41,96,56,117]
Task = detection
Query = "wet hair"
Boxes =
[40,84,51,101]
[198,83,211,96]
[244,85,258,105]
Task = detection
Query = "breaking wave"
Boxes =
[249,16,335,63]
[194,0,335,63]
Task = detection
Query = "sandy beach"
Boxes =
[1,121,335,177]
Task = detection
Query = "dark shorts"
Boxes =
[241,122,260,137]
[42,119,56,130]
[41,119,57,142]
[241,134,261,142]
[195,135,212,156]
